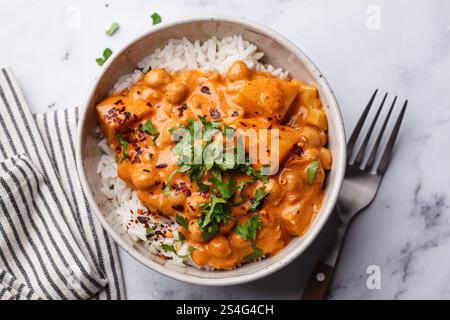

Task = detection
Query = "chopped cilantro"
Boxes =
[161,243,194,258]
[201,224,219,241]
[307,160,320,184]
[115,129,128,161]
[235,214,262,241]
[197,182,211,193]
[163,165,190,195]
[248,187,270,211]
[141,121,158,135]
[243,242,263,262]
[96,48,113,66]
[146,227,155,236]
[151,12,162,25]
[198,195,229,229]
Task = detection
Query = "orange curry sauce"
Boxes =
[96,61,331,269]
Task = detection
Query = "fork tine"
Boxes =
[365,96,396,170]
[376,100,408,174]
[347,89,378,157]
[353,93,388,166]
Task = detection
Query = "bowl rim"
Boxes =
[76,15,346,286]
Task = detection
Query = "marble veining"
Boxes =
[1,0,449,299]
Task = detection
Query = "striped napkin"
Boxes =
[0,68,124,300]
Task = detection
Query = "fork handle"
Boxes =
[301,262,335,300]
[301,207,349,300]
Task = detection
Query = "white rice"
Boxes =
[99,35,288,268]
[111,35,289,94]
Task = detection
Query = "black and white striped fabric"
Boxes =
[0,67,125,299]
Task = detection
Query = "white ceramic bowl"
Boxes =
[77,16,346,286]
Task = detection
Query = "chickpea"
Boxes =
[191,248,209,266]
[165,82,188,104]
[319,147,332,170]
[144,69,171,88]
[280,168,303,192]
[302,148,319,162]
[208,234,232,258]
[186,194,207,218]
[299,127,322,148]
[226,61,250,82]
[229,232,251,249]
[219,219,236,234]
[130,168,155,189]
[188,219,205,242]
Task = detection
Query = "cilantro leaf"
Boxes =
[307,160,320,184]
[96,48,113,66]
[198,195,229,229]
[141,121,158,135]
[96,58,106,66]
[176,214,189,229]
[235,214,262,241]
[197,182,210,193]
[163,165,190,195]
[141,121,159,146]
[161,243,193,258]
[151,12,162,25]
[115,129,128,161]
[146,227,155,236]
[201,224,219,241]
[248,187,270,211]
[105,22,119,36]
[208,175,240,200]
[243,242,263,262]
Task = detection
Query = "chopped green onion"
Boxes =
[176,214,189,229]
[96,48,113,66]
[105,22,119,36]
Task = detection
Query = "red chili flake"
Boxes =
[231,111,239,117]
[146,102,152,108]
[209,108,220,119]
[143,169,150,173]
[181,103,187,110]
[292,144,303,156]
[131,155,141,164]
[156,163,167,169]
[183,189,192,197]
[171,205,184,212]
[120,106,126,112]
[240,122,248,127]
[200,86,210,94]
[137,216,148,224]
[114,99,123,105]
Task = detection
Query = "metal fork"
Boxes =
[301,89,408,300]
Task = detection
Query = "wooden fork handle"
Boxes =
[301,262,335,300]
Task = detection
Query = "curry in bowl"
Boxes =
[96,58,331,270]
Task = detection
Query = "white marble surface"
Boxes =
[1,0,450,299]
